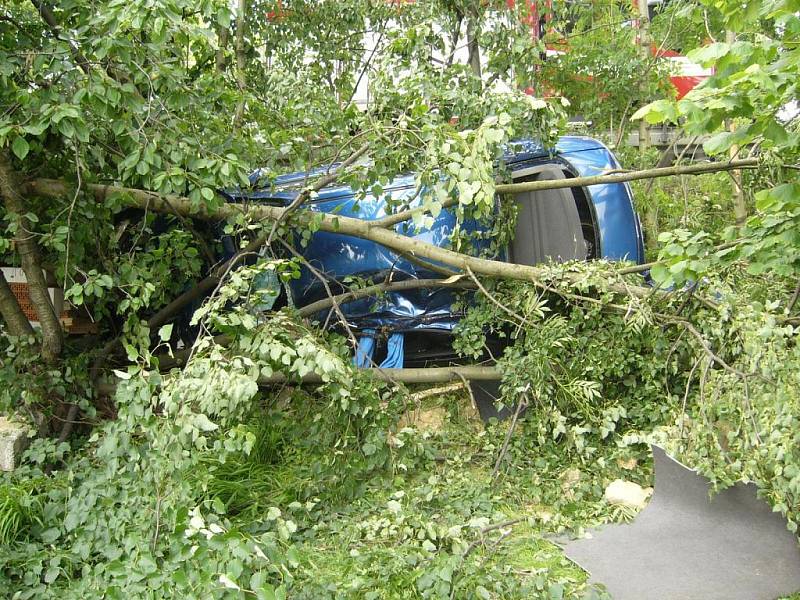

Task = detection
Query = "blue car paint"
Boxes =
[229,136,643,335]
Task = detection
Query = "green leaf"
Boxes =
[702,132,734,156]
[669,259,689,274]
[158,323,174,342]
[755,184,799,212]
[219,574,240,590]
[217,7,231,28]
[687,42,731,66]
[11,136,29,160]
[649,263,669,284]
[631,100,678,125]
[548,583,565,600]
[194,414,218,432]
[58,119,75,139]
[23,121,48,136]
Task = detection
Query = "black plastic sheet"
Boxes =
[563,446,800,600]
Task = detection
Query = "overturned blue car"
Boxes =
[224,136,643,410]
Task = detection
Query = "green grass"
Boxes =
[0,479,43,544]
[272,390,651,599]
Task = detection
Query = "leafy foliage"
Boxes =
[2,0,800,597]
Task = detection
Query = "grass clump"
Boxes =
[0,479,43,544]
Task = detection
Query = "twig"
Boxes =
[787,280,800,313]
[466,267,529,326]
[408,382,465,403]
[462,517,526,558]
[265,142,369,244]
[678,357,702,441]
[668,318,772,384]
[491,395,528,481]
[277,238,359,352]
[456,372,478,417]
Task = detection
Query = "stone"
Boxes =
[398,406,448,433]
[560,467,583,499]
[411,407,448,432]
[604,479,652,510]
[0,417,29,472]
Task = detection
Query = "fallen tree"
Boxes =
[23,167,751,395]
[24,156,758,302]
[21,161,750,382]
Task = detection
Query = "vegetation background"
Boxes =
[0,0,799,597]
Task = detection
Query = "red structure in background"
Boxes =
[508,0,709,99]
[655,47,709,99]
[265,0,286,21]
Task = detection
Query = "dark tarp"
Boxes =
[562,445,800,600]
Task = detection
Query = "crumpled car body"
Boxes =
[224,136,643,367]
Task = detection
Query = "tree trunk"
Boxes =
[0,153,63,361]
[636,0,656,252]
[235,0,246,87]
[726,30,747,226]
[216,26,229,73]
[636,0,650,157]
[466,17,481,79]
[0,268,34,337]
[233,0,247,122]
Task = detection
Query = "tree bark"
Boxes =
[466,17,481,79]
[216,26,229,73]
[95,365,502,395]
[636,0,650,155]
[235,0,246,86]
[0,153,62,361]
[233,0,247,122]
[0,268,34,337]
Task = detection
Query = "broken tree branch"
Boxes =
[296,277,475,318]
[153,277,475,370]
[23,177,652,301]
[491,393,528,481]
[374,157,760,228]
[95,364,502,395]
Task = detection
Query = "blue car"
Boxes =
[224,136,643,410]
